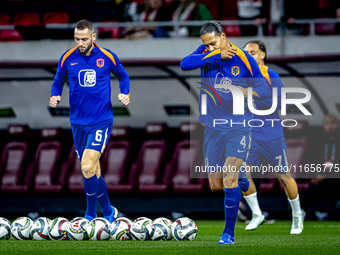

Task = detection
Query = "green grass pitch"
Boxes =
[1,220,339,255]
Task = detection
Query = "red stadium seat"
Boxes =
[223,24,242,37]
[0,124,31,193]
[167,140,206,193]
[32,128,64,193]
[101,140,133,193]
[0,29,23,41]
[14,12,40,26]
[43,12,69,25]
[67,145,84,193]
[0,142,29,193]
[0,14,10,25]
[135,140,167,193]
[97,22,120,39]
[259,171,278,193]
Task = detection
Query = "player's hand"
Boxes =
[118,94,130,106]
[238,86,248,97]
[221,46,237,59]
[50,96,61,108]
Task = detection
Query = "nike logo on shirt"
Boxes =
[71,62,78,66]
[92,142,100,146]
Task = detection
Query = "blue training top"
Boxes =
[181,42,271,130]
[51,42,130,125]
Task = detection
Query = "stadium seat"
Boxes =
[166,140,206,193]
[14,13,40,26]
[101,140,132,193]
[0,124,31,193]
[43,12,69,25]
[67,145,83,194]
[223,24,242,37]
[258,171,278,193]
[33,128,64,193]
[0,29,23,41]
[282,137,309,192]
[0,14,10,25]
[0,142,29,193]
[135,140,167,193]
[97,21,120,39]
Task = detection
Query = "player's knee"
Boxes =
[81,163,96,178]
[278,177,291,187]
[209,182,224,192]
[223,178,238,189]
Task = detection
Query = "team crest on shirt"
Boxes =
[231,66,240,76]
[96,58,104,68]
[78,69,96,87]
[214,72,231,93]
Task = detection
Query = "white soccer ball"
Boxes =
[0,217,11,240]
[130,218,153,241]
[67,217,89,241]
[110,217,132,241]
[135,217,153,224]
[151,217,173,241]
[30,217,51,240]
[87,217,111,241]
[11,217,33,240]
[48,217,69,241]
[172,217,197,241]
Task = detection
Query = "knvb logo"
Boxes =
[199,82,312,116]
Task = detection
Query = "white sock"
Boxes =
[244,192,262,216]
[288,194,302,216]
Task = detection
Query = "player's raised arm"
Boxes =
[50,52,68,107]
[180,44,222,70]
[109,51,130,106]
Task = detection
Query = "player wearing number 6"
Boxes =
[50,20,130,223]
[242,40,305,234]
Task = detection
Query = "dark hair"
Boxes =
[75,19,94,33]
[200,21,224,36]
[244,40,267,63]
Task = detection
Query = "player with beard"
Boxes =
[50,20,130,223]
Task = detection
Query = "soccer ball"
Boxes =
[111,217,132,241]
[151,217,173,241]
[11,217,33,240]
[130,218,153,241]
[87,218,111,241]
[30,217,51,240]
[172,217,197,241]
[135,217,153,223]
[0,217,11,240]
[48,217,69,241]
[67,217,89,241]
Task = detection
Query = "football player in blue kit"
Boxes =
[242,40,305,234]
[181,21,271,244]
[50,20,130,223]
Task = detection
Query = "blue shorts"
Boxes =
[71,120,112,161]
[246,137,288,174]
[204,127,251,172]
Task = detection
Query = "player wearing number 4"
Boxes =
[242,40,305,234]
[50,20,130,223]
[181,22,271,245]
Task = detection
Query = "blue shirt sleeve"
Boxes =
[51,53,67,97]
[255,70,284,109]
[180,44,222,70]
[109,51,130,96]
[247,54,271,100]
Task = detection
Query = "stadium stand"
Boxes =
[0,29,23,41]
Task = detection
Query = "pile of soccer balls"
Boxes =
[0,216,197,241]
